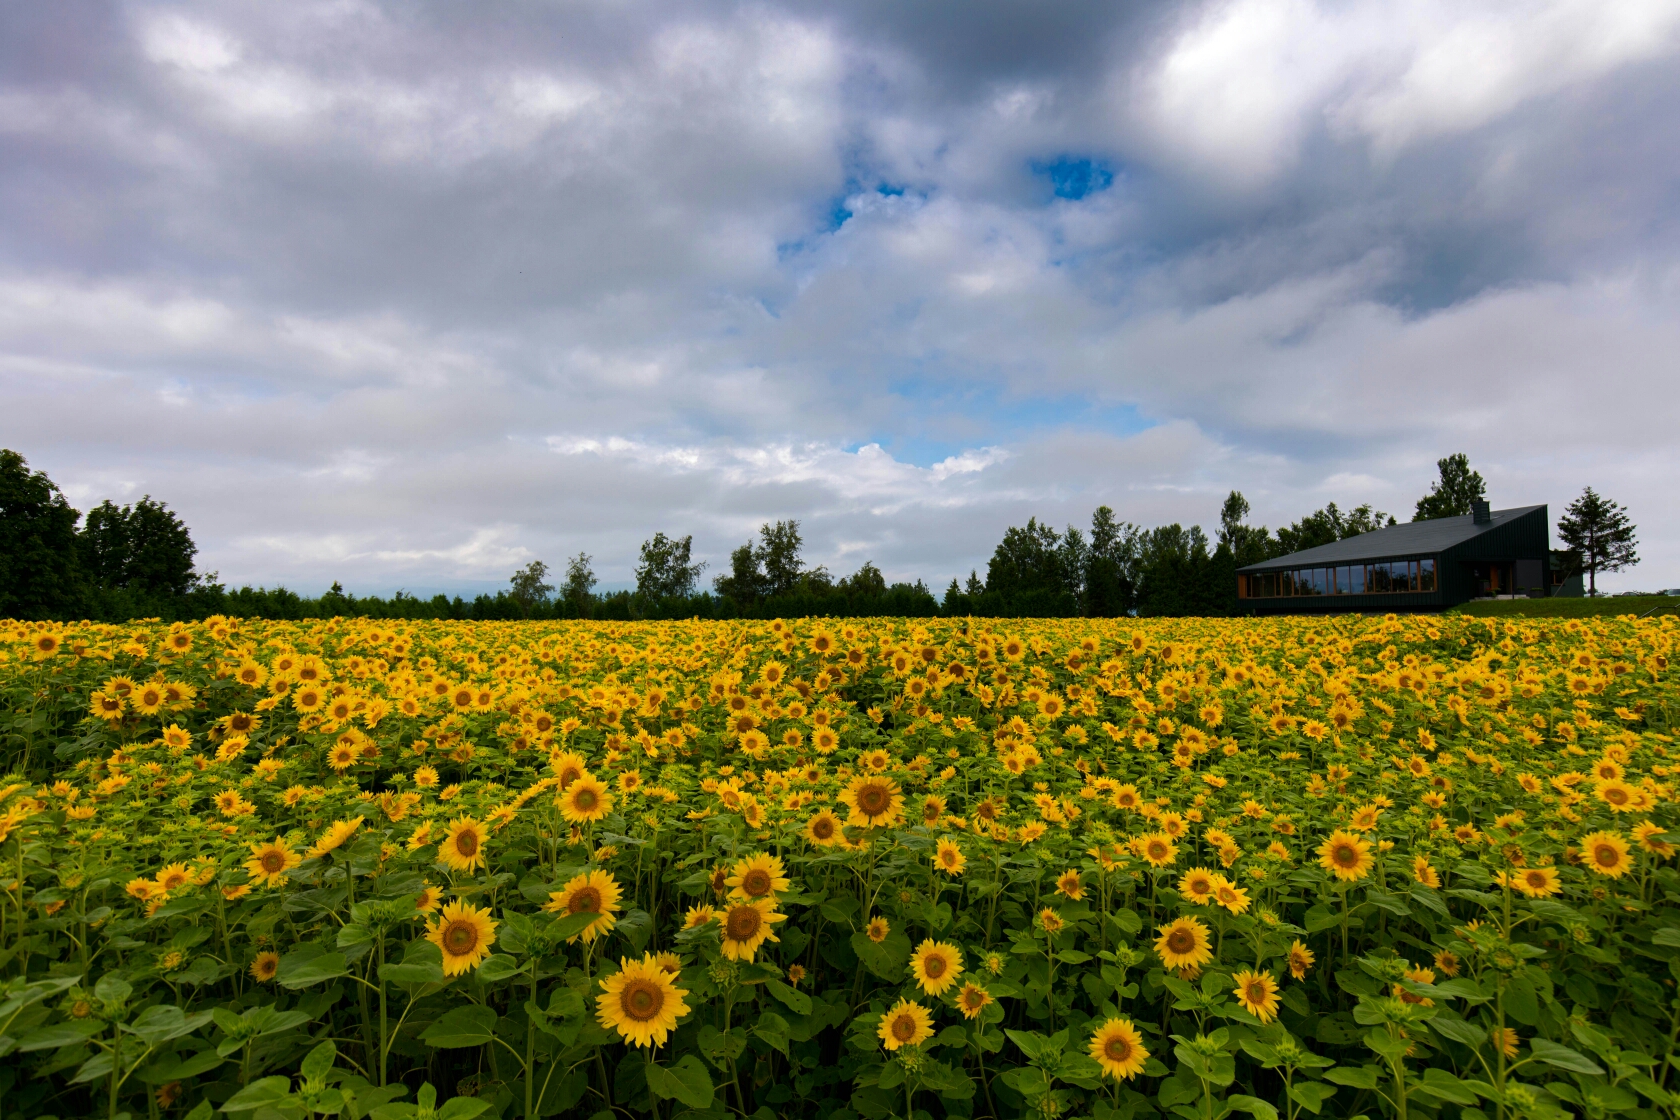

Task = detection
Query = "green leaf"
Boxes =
[125,1005,215,1047]
[301,1040,337,1081]
[1304,905,1340,933]
[222,1076,295,1112]
[851,929,912,981]
[1428,1017,1487,1047]
[1652,927,1680,947]
[550,910,603,942]
[615,908,653,953]
[1228,1093,1279,1120]
[1414,1068,1478,1106]
[278,949,349,989]
[421,1005,498,1049]
[1325,1065,1381,1090]
[71,1051,115,1084]
[1529,1037,1604,1075]
[337,922,375,950]
[15,1020,103,1051]
[1364,1029,1410,1060]
[137,1049,227,1083]
[1287,1082,1337,1115]
[645,1054,714,1109]
[476,954,523,983]
[765,978,811,1016]
[755,1011,790,1054]
[1427,978,1492,1004]
[819,896,858,925]
[1005,1029,1051,1062]
[436,1097,493,1120]
[379,960,445,986]
[1110,908,1142,936]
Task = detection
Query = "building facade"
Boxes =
[1236,503,1568,613]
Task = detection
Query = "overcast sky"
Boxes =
[4,0,1678,597]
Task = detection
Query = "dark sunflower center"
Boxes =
[569,887,602,914]
[1594,846,1618,867]
[444,920,478,954]
[891,1015,917,1041]
[1247,983,1266,1002]
[456,831,478,856]
[1105,1037,1132,1061]
[812,818,834,839]
[1334,845,1358,866]
[1167,929,1195,954]
[261,851,285,873]
[857,786,888,815]
[621,980,663,1021]
[742,870,771,896]
[726,907,762,940]
[575,789,598,810]
[925,956,946,978]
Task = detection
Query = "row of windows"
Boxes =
[1239,558,1437,599]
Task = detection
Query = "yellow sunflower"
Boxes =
[956,982,993,1019]
[805,810,844,847]
[840,774,904,828]
[1317,829,1373,882]
[934,838,966,876]
[909,939,964,996]
[550,750,589,789]
[1178,867,1219,905]
[306,816,364,860]
[1232,970,1280,1023]
[1139,833,1178,868]
[1155,916,1213,971]
[439,817,488,874]
[558,775,614,824]
[244,839,301,888]
[1288,940,1315,980]
[1580,831,1632,878]
[544,869,623,943]
[249,951,281,983]
[1088,1018,1148,1080]
[596,954,691,1048]
[426,900,497,976]
[719,899,785,961]
[154,863,193,892]
[725,852,791,902]
[877,998,934,1051]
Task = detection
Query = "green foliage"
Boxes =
[1413,452,1486,521]
[0,448,85,619]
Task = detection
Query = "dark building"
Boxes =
[1236,502,1574,613]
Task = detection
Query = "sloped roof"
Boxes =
[1237,506,1545,573]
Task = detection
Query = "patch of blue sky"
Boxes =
[776,182,919,261]
[856,377,1155,468]
[1032,156,1114,201]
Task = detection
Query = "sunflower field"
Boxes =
[1,612,1678,1120]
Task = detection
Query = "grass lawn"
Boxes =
[1454,594,1680,618]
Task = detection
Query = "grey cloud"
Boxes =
[3,0,1679,596]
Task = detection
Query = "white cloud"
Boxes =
[1140,0,1680,183]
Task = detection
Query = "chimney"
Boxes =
[1472,499,1491,525]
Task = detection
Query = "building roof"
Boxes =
[1236,505,1546,573]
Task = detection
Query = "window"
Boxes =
[1336,565,1362,595]
[1242,557,1437,598]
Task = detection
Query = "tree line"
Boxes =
[0,448,1640,622]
